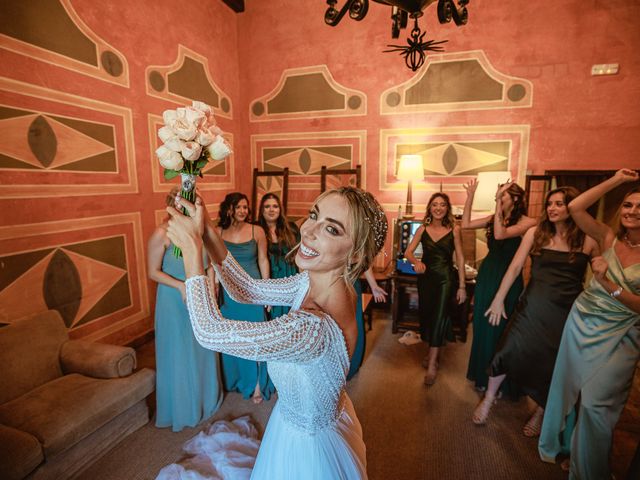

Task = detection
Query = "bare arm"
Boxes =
[363,267,388,303]
[568,169,639,250]
[453,225,467,304]
[461,179,493,229]
[485,226,536,325]
[147,226,186,300]
[591,256,640,314]
[404,225,426,274]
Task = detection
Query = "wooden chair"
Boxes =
[251,167,289,222]
[320,165,362,192]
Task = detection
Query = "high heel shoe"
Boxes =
[472,395,496,425]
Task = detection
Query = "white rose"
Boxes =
[158,126,174,143]
[205,112,217,128]
[181,141,202,161]
[192,101,212,116]
[173,117,197,141]
[162,109,177,127]
[156,145,184,171]
[207,135,232,160]
[163,136,185,153]
[184,106,206,128]
[195,127,215,146]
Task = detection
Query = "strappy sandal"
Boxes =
[522,407,544,437]
[472,395,496,425]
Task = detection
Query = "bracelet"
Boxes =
[458,286,466,290]
[609,286,623,298]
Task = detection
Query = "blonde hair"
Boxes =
[289,187,388,284]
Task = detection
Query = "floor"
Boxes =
[122,305,640,479]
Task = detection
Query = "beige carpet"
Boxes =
[79,311,567,480]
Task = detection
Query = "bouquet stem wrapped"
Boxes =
[155,101,232,257]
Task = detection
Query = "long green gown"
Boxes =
[267,238,298,320]
[539,241,640,480]
[220,237,275,400]
[467,234,523,394]
[417,229,455,346]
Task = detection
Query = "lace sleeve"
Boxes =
[212,251,306,307]
[185,275,327,362]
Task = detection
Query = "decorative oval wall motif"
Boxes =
[28,115,57,168]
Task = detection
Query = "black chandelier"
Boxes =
[324,0,470,71]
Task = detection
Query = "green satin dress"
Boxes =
[466,234,523,394]
[539,240,640,480]
[417,229,455,346]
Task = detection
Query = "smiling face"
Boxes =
[620,192,640,231]
[296,193,353,275]
[546,192,569,223]
[262,197,280,224]
[429,195,449,221]
[232,198,249,223]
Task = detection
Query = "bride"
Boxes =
[165,186,388,479]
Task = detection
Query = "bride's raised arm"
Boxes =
[185,274,328,362]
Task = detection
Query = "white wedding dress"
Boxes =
[180,251,367,480]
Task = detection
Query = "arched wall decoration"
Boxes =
[250,131,367,190]
[379,125,530,192]
[250,65,367,122]
[146,45,232,119]
[381,51,532,114]
[0,77,137,198]
[148,114,234,192]
[0,0,129,87]
[0,213,149,343]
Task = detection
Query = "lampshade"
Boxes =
[472,171,512,211]
[396,155,424,181]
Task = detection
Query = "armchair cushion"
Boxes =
[0,370,155,457]
[61,340,136,378]
[0,423,43,480]
[0,311,67,404]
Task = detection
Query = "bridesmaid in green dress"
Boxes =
[405,193,467,386]
[539,169,640,479]
[462,179,536,394]
[257,193,300,320]
[216,192,274,404]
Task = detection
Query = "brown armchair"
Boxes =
[0,310,155,479]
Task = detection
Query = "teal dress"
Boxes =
[347,280,366,380]
[467,234,523,393]
[220,236,275,400]
[417,229,456,346]
[268,240,298,320]
[154,245,223,432]
[539,241,640,479]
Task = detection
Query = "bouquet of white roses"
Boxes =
[156,101,232,256]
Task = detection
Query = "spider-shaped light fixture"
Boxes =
[324,0,470,71]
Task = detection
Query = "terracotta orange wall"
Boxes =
[0,0,241,344]
[2,0,639,344]
[236,0,640,204]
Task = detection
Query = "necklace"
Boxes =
[624,234,640,248]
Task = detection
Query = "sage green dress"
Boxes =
[539,241,640,480]
[417,229,455,346]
